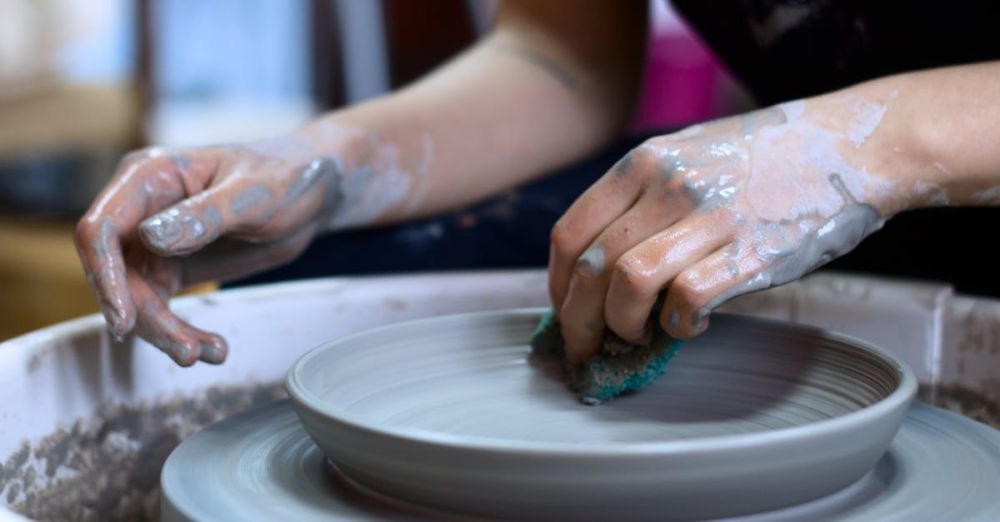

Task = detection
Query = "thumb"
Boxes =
[138,158,339,255]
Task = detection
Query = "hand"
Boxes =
[548,96,898,363]
[75,131,361,366]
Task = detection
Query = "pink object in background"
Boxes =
[628,1,726,133]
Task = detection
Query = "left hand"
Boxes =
[74,128,377,366]
[548,97,897,363]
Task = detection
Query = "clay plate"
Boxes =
[284,310,916,520]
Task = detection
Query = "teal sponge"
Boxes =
[530,310,683,405]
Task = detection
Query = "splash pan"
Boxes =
[282,310,916,520]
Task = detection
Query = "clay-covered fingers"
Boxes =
[555,189,695,363]
[603,210,735,344]
[138,157,339,256]
[129,268,228,366]
[547,148,655,311]
[658,244,770,339]
[123,226,315,365]
[75,151,210,337]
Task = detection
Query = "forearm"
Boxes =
[288,1,646,229]
[805,61,1000,214]
[319,33,624,223]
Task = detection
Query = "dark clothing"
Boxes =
[673,0,1000,105]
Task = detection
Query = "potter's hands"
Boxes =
[549,99,897,363]
[75,136,351,366]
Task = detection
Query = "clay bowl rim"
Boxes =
[286,308,917,457]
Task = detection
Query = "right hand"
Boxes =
[547,97,898,363]
[75,138,348,366]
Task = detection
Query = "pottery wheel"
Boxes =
[161,399,1000,521]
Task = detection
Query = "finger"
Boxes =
[76,152,209,336]
[556,190,693,363]
[548,146,658,310]
[75,217,133,337]
[130,271,228,366]
[659,242,770,338]
[603,210,734,345]
[139,158,339,255]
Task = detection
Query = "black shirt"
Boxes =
[673,0,999,104]
[673,0,1000,296]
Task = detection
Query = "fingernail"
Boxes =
[180,214,206,240]
[200,339,228,364]
[173,343,199,367]
[102,305,127,340]
[140,211,182,249]
[141,208,214,254]
[668,311,681,332]
[575,244,606,277]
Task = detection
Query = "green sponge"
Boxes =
[530,310,683,405]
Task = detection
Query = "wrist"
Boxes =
[897,95,1000,209]
[239,118,379,232]
[290,115,428,231]
[883,86,959,212]
[804,80,945,216]
[831,71,997,213]
[241,117,361,167]
[293,118,379,232]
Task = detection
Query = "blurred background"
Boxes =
[0,0,750,340]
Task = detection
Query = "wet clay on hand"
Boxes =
[548,91,904,363]
[75,124,430,366]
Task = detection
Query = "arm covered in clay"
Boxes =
[75,0,647,365]
[549,60,1000,363]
